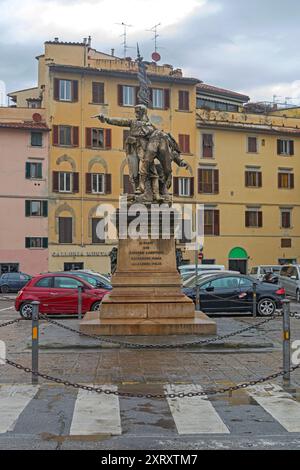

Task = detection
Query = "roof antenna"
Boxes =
[146,23,162,62]
[116,22,133,58]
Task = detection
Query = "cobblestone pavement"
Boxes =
[0,298,300,450]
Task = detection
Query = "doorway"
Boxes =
[228,247,248,274]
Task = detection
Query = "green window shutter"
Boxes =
[42,201,48,217]
[25,200,31,217]
[25,238,31,248]
[42,238,48,249]
[25,162,31,179]
[37,163,43,179]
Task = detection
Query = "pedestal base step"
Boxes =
[80,311,216,336]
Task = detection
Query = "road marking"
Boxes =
[0,307,13,313]
[248,383,300,432]
[0,384,39,433]
[165,384,230,435]
[70,385,121,436]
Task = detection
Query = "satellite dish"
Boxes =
[32,113,42,123]
[152,52,161,63]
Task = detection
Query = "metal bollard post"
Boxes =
[253,282,257,318]
[78,286,83,320]
[282,299,291,385]
[31,301,40,385]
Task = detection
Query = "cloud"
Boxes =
[0,0,299,104]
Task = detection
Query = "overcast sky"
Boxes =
[1,0,300,104]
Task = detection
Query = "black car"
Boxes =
[183,273,285,316]
[0,272,32,293]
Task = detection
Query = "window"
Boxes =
[92,218,105,244]
[245,170,262,187]
[92,129,104,148]
[178,178,191,197]
[54,277,84,289]
[0,263,19,274]
[239,277,253,288]
[123,129,130,150]
[59,172,72,192]
[64,263,84,271]
[196,98,238,112]
[27,100,41,109]
[59,126,72,146]
[278,172,294,189]
[123,86,135,106]
[277,139,294,156]
[91,173,105,194]
[59,80,72,101]
[204,209,220,236]
[245,209,263,228]
[52,125,79,147]
[281,210,292,229]
[152,88,164,109]
[31,132,43,147]
[25,162,42,179]
[59,217,72,244]
[178,134,190,154]
[281,239,292,248]
[35,277,53,288]
[198,169,219,194]
[179,219,192,243]
[202,134,214,158]
[248,137,258,153]
[25,238,48,249]
[86,128,111,149]
[178,90,189,111]
[25,200,48,217]
[92,82,104,104]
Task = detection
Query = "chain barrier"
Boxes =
[0,318,22,328]
[38,313,277,349]
[1,356,300,399]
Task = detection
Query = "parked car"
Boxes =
[61,271,112,290]
[179,265,225,278]
[183,273,285,316]
[183,270,239,288]
[279,265,300,302]
[15,273,110,319]
[0,272,32,293]
[249,265,281,282]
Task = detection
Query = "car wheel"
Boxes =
[91,301,101,312]
[1,285,9,294]
[296,290,300,303]
[20,303,33,320]
[257,298,276,316]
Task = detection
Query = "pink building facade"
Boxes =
[0,108,49,275]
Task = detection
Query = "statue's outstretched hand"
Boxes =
[180,160,189,169]
[92,113,106,123]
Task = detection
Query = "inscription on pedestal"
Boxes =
[129,240,164,267]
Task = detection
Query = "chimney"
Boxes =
[83,38,87,45]
[54,37,59,42]
[111,48,115,57]
[88,36,92,47]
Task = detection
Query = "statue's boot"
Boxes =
[137,177,153,203]
[152,177,163,203]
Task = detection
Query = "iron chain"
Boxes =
[0,318,22,328]
[2,356,300,399]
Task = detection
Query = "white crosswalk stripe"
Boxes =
[165,384,230,434]
[0,384,40,433]
[247,383,300,433]
[69,385,121,436]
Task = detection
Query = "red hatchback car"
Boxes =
[15,273,109,319]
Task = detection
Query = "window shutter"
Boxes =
[203,134,213,158]
[258,172,262,187]
[54,78,60,100]
[72,126,79,147]
[72,80,78,102]
[25,200,31,217]
[277,140,282,155]
[258,211,263,227]
[164,89,170,109]
[213,170,219,193]
[290,173,294,189]
[245,211,250,227]
[149,88,153,108]
[25,238,30,249]
[289,140,294,156]
[86,128,92,148]
[52,171,59,192]
[245,171,249,187]
[135,87,139,105]
[123,175,134,194]
[198,169,204,193]
[42,238,48,249]
[178,134,184,153]
[185,135,190,153]
[42,201,48,217]
[190,177,194,197]
[214,210,220,236]
[105,174,112,194]
[25,162,31,179]
[105,129,112,149]
[278,173,282,189]
[52,125,59,145]
[173,177,179,196]
[118,85,123,106]
[123,129,130,150]
[73,173,79,193]
[86,173,92,193]
[37,163,42,179]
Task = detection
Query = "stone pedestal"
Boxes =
[80,208,216,336]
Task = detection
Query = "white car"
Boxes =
[249,265,281,282]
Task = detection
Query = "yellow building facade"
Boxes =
[8,39,300,273]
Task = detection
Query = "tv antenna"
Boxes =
[147,23,162,62]
[116,22,133,58]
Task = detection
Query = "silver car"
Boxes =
[279,265,300,301]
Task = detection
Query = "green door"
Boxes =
[228,247,248,274]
